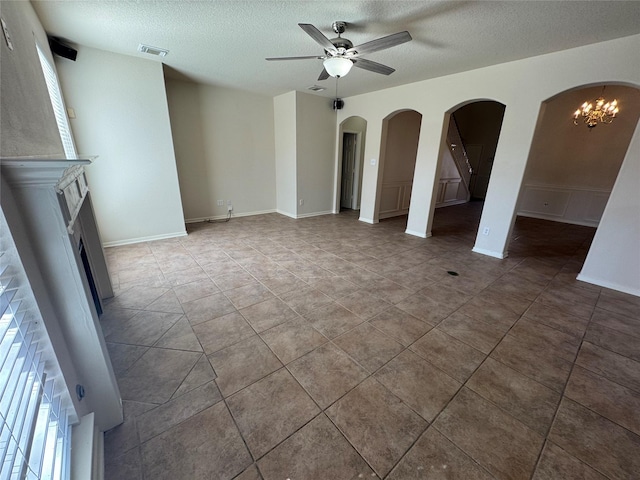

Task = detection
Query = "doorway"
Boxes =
[340,132,359,210]
[429,101,505,237]
[336,116,367,213]
[375,110,422,223]
[512,84,640,289]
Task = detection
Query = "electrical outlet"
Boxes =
[482,227,490,236]
[217,200,224,206]
[227,204,233,212]
[299,199,304,206]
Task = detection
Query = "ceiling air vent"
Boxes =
[137,44,169,57]
[307,85,326,92]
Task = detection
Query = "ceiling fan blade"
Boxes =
[346,31,412,56]
[352,57,395,75]
[299,23,338,53]
[318,68,330,81]
[265,55,324,61]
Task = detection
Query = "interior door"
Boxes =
[341,133,357,209]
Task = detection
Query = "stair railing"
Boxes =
[447,116,473,192]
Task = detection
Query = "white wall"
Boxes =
[165,79,276,222]
[55,47,186,246]
[0,0,62,156]
[296,92,336,217]
[336,34,640,265]
[579,119,640,296]
[274,91,297,217]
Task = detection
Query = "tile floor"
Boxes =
[101,203,640,480]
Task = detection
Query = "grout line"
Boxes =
[103,206,618,480]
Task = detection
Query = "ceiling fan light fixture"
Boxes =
[323,57,353,78]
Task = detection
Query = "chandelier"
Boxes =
[573,95,619,128]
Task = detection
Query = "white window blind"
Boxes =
[0,210,75,480]
[36,44,78,160]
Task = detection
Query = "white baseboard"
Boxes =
[359,217,376,224]
[577,273,640,297]
[472,246,507,259]
[185,209,277,224]
[296,210,333,219]
[405,229,430,238]
[276,209,297,219]
[435,199,468,209]
[379,209,409,220]
[103,230,187,247]
[517,212,599,228]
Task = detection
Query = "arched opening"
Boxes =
[429,100,505,242]
[374,110,422,225]
[336,116,367,214]
[510,83,640,287]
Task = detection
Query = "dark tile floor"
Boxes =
[101,203,640,479]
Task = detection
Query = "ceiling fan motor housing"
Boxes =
[329,37,353,52]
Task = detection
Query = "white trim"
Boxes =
[359,216,376,224]
[577,273,640,297]
[472,246,507,259]
[516,212,599,228]
[71,413,96,480]
[405,229,430,238]
[185,209,277,224]
[103,230,187,247]
[435,199,468,208]
[296,210,334,219]
[522,183,612,193]
[93,429,104,480]
[276,209,297,219]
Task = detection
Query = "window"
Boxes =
[0,210,75,479]
[36,43,77,159]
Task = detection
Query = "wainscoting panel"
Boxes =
[518,184,611,227]
[379,181,412,219]
[435,178,468,208]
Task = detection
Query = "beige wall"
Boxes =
[382,110,422,183]
[336,34,640,294]
[274,91,336,218]
[518,85,640,227]
[524,85,640,189]
[296,92,336,217]
[378,110,421,219]
[0,0,62,156]
[165,79,276,221]
[55,47,186,246]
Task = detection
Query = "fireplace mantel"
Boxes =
[1,155,122,432]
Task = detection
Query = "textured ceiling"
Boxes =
[31,0,640,99]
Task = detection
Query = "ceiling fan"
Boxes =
[266,21,412,80]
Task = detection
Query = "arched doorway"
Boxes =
[512,83,640,287]
[429,101,505,242]
[336,116,367,213]
[374,110,422,224]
